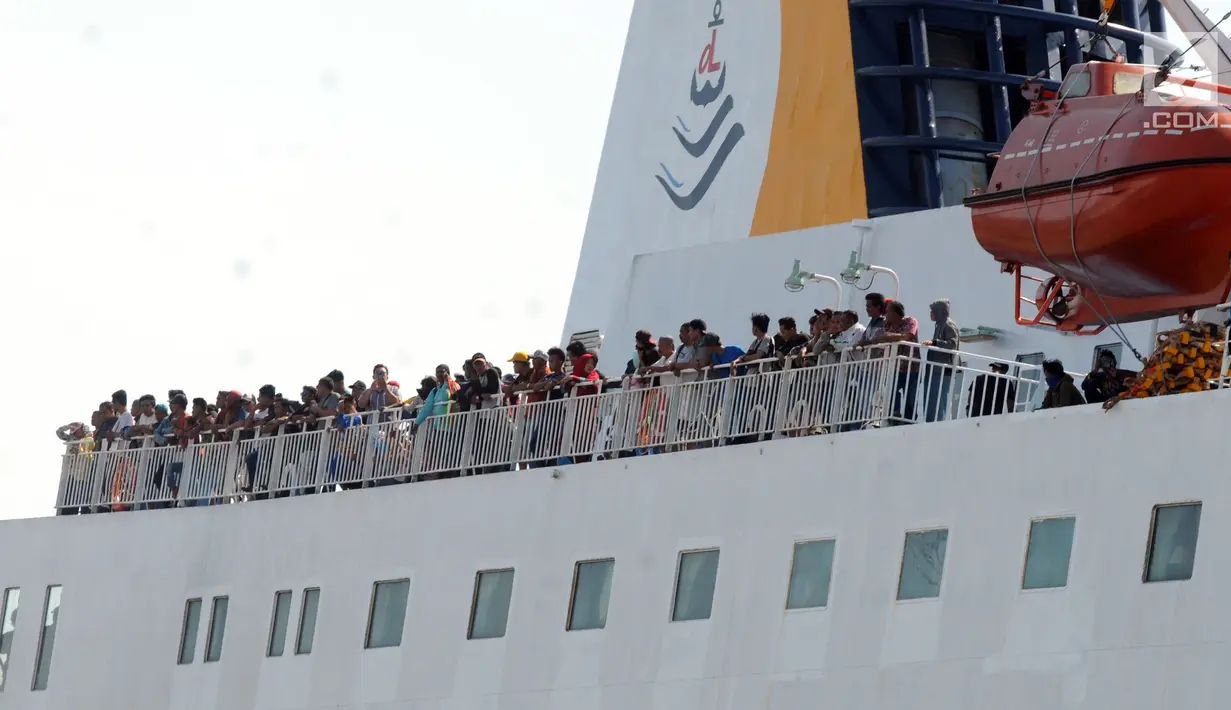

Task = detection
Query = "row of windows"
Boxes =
[172,502,1202,662]
[0,585,62,692]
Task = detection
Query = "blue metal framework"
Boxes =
[847,0,1170,217]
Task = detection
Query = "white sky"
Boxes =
[0,1,1228,520]
[0,0,633,519]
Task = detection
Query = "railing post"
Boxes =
[269,427,288,497]
[359,422,379,487]
[409,423,425,479]
[180,447,197,505]
[459,411,476,474]
[509,405,526,467]
[560,394,578,461]
[771,359,793,436]
[133,440,151,509]
[715,376,734,445]
[313,428,332,493]
[55,451,70,513]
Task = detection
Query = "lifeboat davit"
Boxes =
[966,60,1231,334]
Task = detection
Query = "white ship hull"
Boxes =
[1,389,1226,709]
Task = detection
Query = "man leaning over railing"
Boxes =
[861,300,919,425]
[920,298,961,423]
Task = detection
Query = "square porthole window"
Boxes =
[1145,503,1202,582]
[295,588,319,655]
[267,591,292,658]
[366,580,410,649]
[1022,517,1076,590]
[786,540,835,609]
[469,569,514,640]
[897,529,948,601]
[178,598,203,665]
[568,559,614,631]
[672,549,719,622]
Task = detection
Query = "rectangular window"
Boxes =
[204,596,228,663]
[178,598,202,664]
[468,569,514,640]
[897,529,948,601]
[1145,503,1202,582]
[0,588,20,692]
[1016,352,1045,410]
[672,549,719,622]
[1022,517,1076,590]
[267,591,292,658]
[295,588,319,655]
[30,586,60,691]
[786,540,836,609]
[365,580,410,649]
[568,559,614,631]
[1091,343,1123,370]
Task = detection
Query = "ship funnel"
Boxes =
[784,259,807,293]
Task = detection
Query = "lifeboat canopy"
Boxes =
[965,60,1231,334]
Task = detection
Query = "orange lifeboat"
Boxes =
[966,60,1231,334]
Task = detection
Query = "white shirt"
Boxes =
[832,322,867,352]
[667,345,698,384]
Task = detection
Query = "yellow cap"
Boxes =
[509,352,530,363]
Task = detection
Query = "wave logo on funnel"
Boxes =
[656,0,745,210]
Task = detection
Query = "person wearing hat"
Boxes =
[55,421,91,443]
[468,356,503,411]
[967,362,1018,417]
[698,332,745,379]
[1080,348,1135,404]
[504,352,533,405]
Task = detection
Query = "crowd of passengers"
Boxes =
[53,292,1125,508]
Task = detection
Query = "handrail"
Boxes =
[54,346,1043,514]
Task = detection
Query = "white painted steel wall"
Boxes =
[562,0,781,341]
[604,205,1166,375]
[1,390,1230,709]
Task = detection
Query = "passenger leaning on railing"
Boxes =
[858,293,889,354]
[830,310,865,353]
[415,365,460,426]
[624,341,662,389]
[736,313,774,373]
[104,390,134,450]
[697,333,744,379]
[920,298,961,423]
[774,316,808,367]
[665,319,707,382]
[563,341,600,395]
[861,300,919,424]
[504,353,533,405]
[466,357,503,410]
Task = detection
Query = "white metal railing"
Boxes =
[54,344,1040,514]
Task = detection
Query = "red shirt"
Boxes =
[525,367,553,404]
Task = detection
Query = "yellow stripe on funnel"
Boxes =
[750,0,868,236]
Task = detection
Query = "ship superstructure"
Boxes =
[3,2,1230,710]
